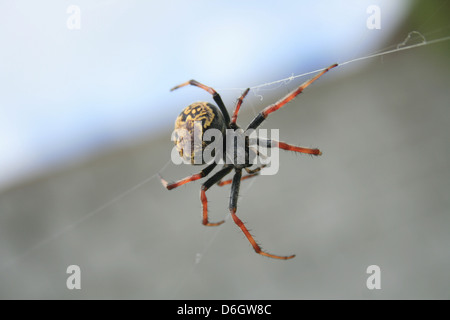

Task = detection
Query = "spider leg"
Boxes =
[230,88,250,127]
[200,165,233,226]
[244,165,267,174]
[170,80,231,125]
[217,165,266,187]
[246,63,338,130]
[158,163,217,190]
[257,138,322,156]
[229,169,296,260]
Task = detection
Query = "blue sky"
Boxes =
[0,0,409,189]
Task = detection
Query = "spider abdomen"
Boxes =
[174,102,226,165]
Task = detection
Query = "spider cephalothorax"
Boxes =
[159,64,338,260]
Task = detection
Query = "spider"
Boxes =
[159,63,338,260]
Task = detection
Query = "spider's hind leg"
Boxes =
[217,165,266,187]
[200,166,233,226]
[228,169,296,260]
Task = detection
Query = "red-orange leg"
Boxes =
[231,88,250,126]
[171,79,216,95]
[170,79,231,125]
[200,188,224,226]
[230,208,295,260]
[229,169,295,260]
[218,173,258,187]
[257,138,322,156]
[217,165,266,186]
[158,163,217,190]
[274,141,322,156]
[200,166,233,226]
[247,63,338,130]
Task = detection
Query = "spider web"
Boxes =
[2,31,448,265]
[217,31,449,93]
[2,31,450,297]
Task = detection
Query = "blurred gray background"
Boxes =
[1,1,449,299]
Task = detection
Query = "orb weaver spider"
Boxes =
[159,63,338,260]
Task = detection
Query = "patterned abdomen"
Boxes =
[174,102,226,165]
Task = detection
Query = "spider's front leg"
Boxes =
[230,88,250,127]
[247,63,338,130]
[170,79,231,126]
[229,169,296,260]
